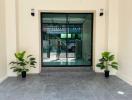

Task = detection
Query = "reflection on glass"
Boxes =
[41,13,93,66]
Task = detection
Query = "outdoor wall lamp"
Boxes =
[99,9,104,16]
[31,9,35,16]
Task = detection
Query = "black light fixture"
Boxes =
[99,9,104,16]
[31,9,35,16]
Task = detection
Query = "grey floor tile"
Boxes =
[0,68,132,100]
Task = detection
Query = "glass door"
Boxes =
[41,13,67,66]
[41,13,93,67]
[66,14,83,65]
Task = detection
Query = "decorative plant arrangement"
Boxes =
[96,51,119,78]
[10,51,37,78]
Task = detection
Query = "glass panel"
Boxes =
[67,14,93,66]
[42,13,67,66]
[81,14,93,66]
[41,13,93,66]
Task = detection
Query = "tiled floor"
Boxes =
[0,67,132,100]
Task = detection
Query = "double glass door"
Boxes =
[41,13,93,67]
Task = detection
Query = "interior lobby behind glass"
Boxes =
[41,13,93,66]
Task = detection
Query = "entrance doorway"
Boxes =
[41,13,93,67]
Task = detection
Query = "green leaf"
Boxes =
[19,62,26,66]
[99,58,105,62]
[102,51,110,58]
[10,51,37,73]
[97,51,118,71]
[27,55,33,58]
[96,63,102,67]
[13,68,23,72]
[96,63,105,69]
[10,67,17,69]
[111,64,118,70]
[9,61,18,64]
[112,62,118,65]
[30,57,35,60]
[21,51,26,57]
[15,51,26,61]
[109,55,114,61]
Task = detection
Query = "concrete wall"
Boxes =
[117,0,132,85]
[0,0,7,82]
[82,18,92,62]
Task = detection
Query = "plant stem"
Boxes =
[106,61,108,71]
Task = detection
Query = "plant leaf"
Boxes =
[102,51,110,58]
[111,64,118,70]
[30,57,35,60]
[27,55,33,58]
[109,55,115,61]
[10,51,37,74]
[96,63,105,69]
[112,62,118,65]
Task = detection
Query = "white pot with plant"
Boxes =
[96,51,119,78]
[10,51,37,78]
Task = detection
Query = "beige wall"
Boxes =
[117,0,132,85]
[4,0,119,76]
[17,0,107,74]
[5,0,17,76]
[0,0,7,81]
[107,0,119,74]
[1,0,132,86]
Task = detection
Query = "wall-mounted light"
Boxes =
[31,9,35,16]
[99,9,104,16]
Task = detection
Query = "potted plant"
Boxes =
[96,51,119,78]
[10,51,36,78]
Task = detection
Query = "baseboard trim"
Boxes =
[0,75,8,84]
[117,72,132,86]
